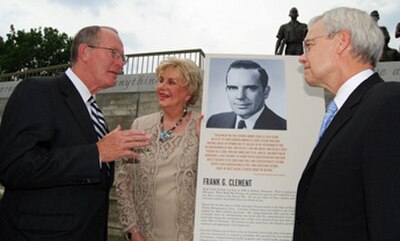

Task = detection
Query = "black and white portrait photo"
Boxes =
[206,57,287,130]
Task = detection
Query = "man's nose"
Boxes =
[298,54,307,64]
[235,88,246,99]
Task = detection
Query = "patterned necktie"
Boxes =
[88,96,111,172]
[88,96,109,140]
[319,100,337,139]
[237,120,247,129]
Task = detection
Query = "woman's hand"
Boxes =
[195,114,204,138]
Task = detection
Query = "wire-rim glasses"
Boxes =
[88,44,127,64]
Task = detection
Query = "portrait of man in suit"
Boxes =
[206,59,287,130]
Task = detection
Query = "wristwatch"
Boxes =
[124,227,138,241]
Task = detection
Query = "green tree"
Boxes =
[0,25,72,74]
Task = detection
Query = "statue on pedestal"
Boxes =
[370,10,400,61]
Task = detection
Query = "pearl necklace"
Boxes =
[159,108,188,142]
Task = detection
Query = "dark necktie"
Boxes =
[237,120,247,129]
[88,96,109,140]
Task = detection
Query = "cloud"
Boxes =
[53,0,108,7]
[0,0,399,56]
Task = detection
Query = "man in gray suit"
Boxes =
[206,60,286,130]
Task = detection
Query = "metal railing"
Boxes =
[0,64,70,82]
[124,48,205,74]
[0,49,205,82]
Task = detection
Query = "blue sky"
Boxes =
[1,0,399,55]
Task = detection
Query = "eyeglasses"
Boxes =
[303,34,329,53]
[87,44,127,63]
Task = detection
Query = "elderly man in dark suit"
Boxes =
[206,59,286,130]
[293,7,400,241]
[0,26,150,241]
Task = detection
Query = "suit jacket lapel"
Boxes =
[254,106,269,129]
[226,112,237,128]
[303,74,382,174]
[57,73,97,143]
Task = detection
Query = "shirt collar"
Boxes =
[334,69,374,110]
[236,105,265,129]
[65,68,92,102]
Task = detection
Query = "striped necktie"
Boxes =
[88,96,111,173]
[88,96,109,140]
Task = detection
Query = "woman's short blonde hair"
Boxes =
[156,58,202,106]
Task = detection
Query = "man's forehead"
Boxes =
[227,68,261,87]
[305,21,324,40]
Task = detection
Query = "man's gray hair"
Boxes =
[309,7,384,67]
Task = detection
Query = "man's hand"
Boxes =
[96,125,151,162]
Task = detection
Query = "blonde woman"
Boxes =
[116,58,203,241]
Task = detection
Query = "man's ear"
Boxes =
[78,43,91,63]
[264,86,271,99]
[337,30,351,54]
